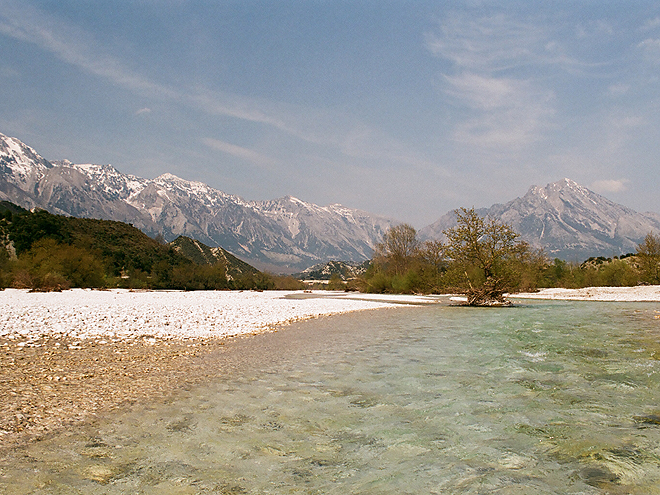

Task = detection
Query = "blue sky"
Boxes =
[1,1,659,227]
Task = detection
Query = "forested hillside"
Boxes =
[0,202,275,291]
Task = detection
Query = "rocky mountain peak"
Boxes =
[526,178,598,205]
[421,178,660,261]
[0,132,395,271]
[155,172,182,182]
[0,132,53,189]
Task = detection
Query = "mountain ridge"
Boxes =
[0,132,395,271]
[3,132,660,266]
[421,178,660,261]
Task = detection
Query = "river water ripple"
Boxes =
[2,300,660,494]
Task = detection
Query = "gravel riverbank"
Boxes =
[0,289,436,449]
[514,285,660,302]
[3,286,657,449]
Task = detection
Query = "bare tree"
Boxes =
[419,239,447,271]
[373,224,420,276]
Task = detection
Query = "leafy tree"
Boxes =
[443,207,539,305]
[151,259,175,288]
[8,209,68,254]
[541,258,571,287]
[16,238,105,290]
[417,239,448,292]
[233,271,275,291]
[597,258,639,287]
[0,245,10,289]
[269,274,306,290]
[363,225,450,294]
[637,233,660,284]
[171,262,230,290]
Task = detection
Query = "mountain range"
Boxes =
[2,131,659,268]
[0,132,394,271]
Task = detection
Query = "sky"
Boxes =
[1,0,660,227]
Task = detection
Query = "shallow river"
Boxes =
[2,300,660,494]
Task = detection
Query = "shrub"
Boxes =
[327,273,346,291]
[15,238,105,289]
[268,274,306,291]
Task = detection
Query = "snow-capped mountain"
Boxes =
[4,132,660,267]
[0,133,53,205]
[420,178,660,261]
[0,132,394,271]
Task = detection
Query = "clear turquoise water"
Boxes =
[2,300,660,494]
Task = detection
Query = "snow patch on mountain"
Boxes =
[0,132,395,271]
[0,132,53,193]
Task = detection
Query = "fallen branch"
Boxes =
[464,276,511,306]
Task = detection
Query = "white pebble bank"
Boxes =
[0,289,429,341]
[514,285,660,302]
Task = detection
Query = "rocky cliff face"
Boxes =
[0,132,395,271]
[0,133,53,209]
[420,178,660,261]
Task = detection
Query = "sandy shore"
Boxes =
[514,285,660,302]
[0,289,437,449]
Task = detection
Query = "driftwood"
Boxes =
[464,274,511,306]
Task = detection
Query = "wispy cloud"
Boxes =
[0,0,178,99]
[426,13,548,71]
[641,16,660,31]
[443,73,520,110]
[202,137,278,169]
[591,179,629,193]
[0,0,439,177]
[576,20,614,38]
[0,64,19,79]
[426,13,563,153]
[0,0,325,141]
[444,73,555,150]
[426,13,591,73]
[607,83,630,96]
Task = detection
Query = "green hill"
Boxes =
[0,202,270,291]
[168,236,260,281]
[0,201,27,215]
